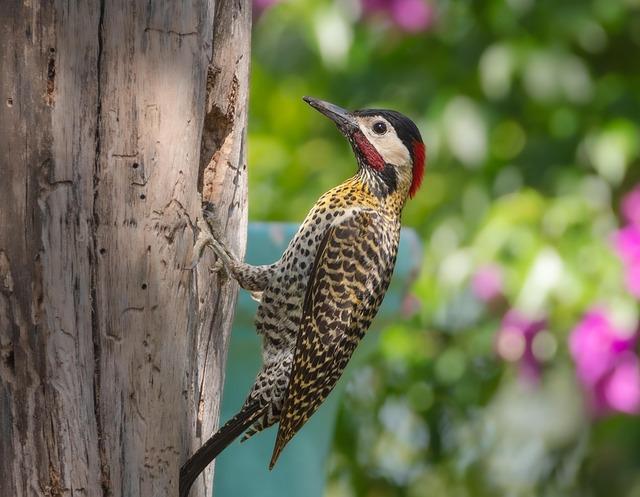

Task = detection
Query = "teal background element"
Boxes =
[214,222,422,497]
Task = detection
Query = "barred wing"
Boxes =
[269,210,395,468]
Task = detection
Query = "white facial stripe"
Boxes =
[355,116,411,167]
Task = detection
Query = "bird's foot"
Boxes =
[190,216,213,269]
[189,212,230,282]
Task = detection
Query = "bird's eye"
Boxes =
[372,121,387,134]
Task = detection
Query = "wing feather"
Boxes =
[269,210,395,468]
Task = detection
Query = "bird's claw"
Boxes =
[210,258,225,274]
[189,217,213,269]
[189,215,230,285]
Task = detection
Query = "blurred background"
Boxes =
[246,1,640,495]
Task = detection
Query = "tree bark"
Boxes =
[0,1,251,496]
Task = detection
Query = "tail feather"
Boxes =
[179,404,262,497]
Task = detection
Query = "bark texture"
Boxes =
[0,1,251,496]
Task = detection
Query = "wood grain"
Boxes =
[0,1,251,495]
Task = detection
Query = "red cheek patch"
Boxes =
[353,131,385,171]
[409,141,425,198]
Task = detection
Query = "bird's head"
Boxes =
[303,96,425,199]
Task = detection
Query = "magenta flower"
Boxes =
[471,264,504,303]
[254,0,279,18]
[613,225,640,299]
[361,0,435,33]
[625,262,640,300]
[622,184,640,228]
[570,309,636,385]
[496,310,547,384]
[613,185,640,300]
[614,226,640,263]
[600,353,640,414]
[569,308,640,416]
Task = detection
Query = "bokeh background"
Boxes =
[246,1,640,495]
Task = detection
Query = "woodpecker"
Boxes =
[180,97,425,497]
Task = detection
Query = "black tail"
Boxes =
[179,404,262,497]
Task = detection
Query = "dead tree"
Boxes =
[0,1,251,496]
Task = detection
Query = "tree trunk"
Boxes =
[0,1,251,496]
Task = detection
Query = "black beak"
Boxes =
[303,96,358,134]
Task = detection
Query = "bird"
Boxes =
[179,96,425,497]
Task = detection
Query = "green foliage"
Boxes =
[248,1,640,495]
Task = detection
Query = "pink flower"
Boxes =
[613,226,640,299]
[600,353,640,414]
[625,262,640,299]
[361,0,435,33]
[569,308,640,416]
[471,264,504,303]
[614,226,640,264]
[254,0,279,18]
[569,308,636,386]
[613,185,640,300]
[362,0,387,9]
[389,0,434,32]
[496,310,547,384]
[622,185,640,228]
